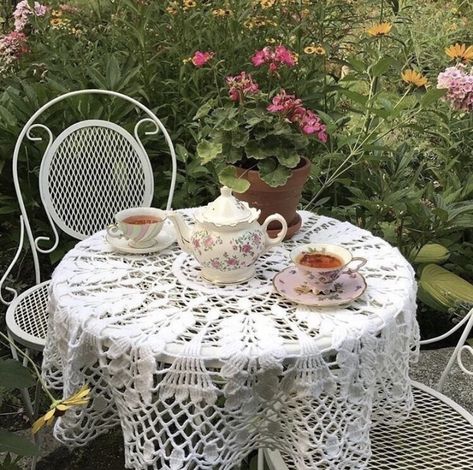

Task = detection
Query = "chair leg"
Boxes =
[258,448,265,470]
[437,308,473,392]
[8,334,35,420]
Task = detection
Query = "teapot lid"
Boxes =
[196,186,260,226]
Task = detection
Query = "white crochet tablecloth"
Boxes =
[42,209,419,470]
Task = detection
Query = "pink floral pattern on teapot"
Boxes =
[166,187,288,284]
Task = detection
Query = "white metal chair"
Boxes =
[0,89,177,419]
[261,306,473,469]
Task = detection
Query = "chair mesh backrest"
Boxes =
[39,120,153,239]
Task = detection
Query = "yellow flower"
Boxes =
[212,8,232,17]
[260,0,276,8]
[401,69,428,87]
[367,22,393,37]
[445,43,473,62]
[182,57,192,64]
[51,9,62,17]
[32,385,90,434]
[166,6,178,15]
[244,15,276,29]
[183,0,197,9]
[304,44,326,55]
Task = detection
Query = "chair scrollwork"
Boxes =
[0,216,25,305]
[25,124,60,254]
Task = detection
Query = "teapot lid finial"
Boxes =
[196,186,260,226]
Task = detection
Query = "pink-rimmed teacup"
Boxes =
[290,243,367,294]
[106,207,166,248]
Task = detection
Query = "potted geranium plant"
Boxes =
[195,46,328,238]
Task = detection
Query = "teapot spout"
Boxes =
[166,211,193,254]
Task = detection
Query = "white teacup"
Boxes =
[107,207,166,248]
[291,243,367,294]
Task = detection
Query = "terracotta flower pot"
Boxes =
[234,158,311,240]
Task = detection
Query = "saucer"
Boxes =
[106,220,176,254]
[273,266,366,307]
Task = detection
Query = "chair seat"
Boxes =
[264,381,473,469]
[6,281,50,351]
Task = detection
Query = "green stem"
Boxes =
[305,91,418,209]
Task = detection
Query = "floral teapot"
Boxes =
[166,187,288,284]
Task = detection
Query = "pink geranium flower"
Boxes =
[268,90,328,142]
[191,51,215,68]
[274,45,297,67]
[267,89,304,114]
[251,49,266,67]
[226,71,260,102]
[251,45,297,73]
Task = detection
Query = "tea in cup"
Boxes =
[290,243,366,294]
[107,207,166,248]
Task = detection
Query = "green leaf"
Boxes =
[231,129,249,148]
[421,88,447,108]
[347,58,366,73]
[0,431,40,457]
[418,264,473,313]
[218,166,250,193]
[175,144,189,163]
[222,144,243,164]
[245,141,275,159]
[0,359,35,390]
[106,55,121,89]
[275,149,300,169]
[413,244,450,264]
[339,89,368,106]
[193,100,215,120]
[258,160,292,187]
[196,141,223,164]
[370,56,397,77]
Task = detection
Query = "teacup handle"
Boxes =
[344,257,367,274]
[262,214,288,247]
[106,223,123,239]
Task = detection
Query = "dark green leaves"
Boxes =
[370,56,398,77]
[0,359,35,391]
[258,159,292,187]
[0,431,40,457]
[421,88,447,108]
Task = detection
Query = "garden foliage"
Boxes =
[0,0,472,312]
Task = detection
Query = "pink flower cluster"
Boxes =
[0,31,29,61]
[192,51,214,68]
[226,71,260,102]
[437,65,473,112]
[267,90,328,142]
[251,45,297,73]
[13,0,47,32]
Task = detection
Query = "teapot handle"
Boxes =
[262,214,288,247]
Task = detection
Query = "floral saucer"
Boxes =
[273,266,367,307]
[106,220,176,254]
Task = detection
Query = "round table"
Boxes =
[43,210,419,470]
